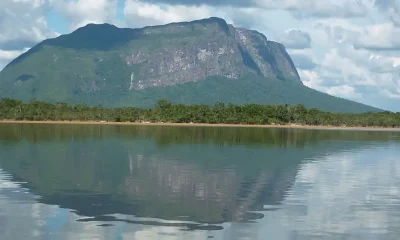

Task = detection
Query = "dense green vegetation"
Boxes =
[0,68,381,113]
[0,98,398,127]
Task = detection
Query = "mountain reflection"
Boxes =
[0,124,399,227]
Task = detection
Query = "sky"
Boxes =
[0,0,399,111]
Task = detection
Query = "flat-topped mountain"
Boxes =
[0,17,380,112]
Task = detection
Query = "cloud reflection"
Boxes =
[268,144,400,239]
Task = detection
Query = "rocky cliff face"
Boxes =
[121,17,302,90]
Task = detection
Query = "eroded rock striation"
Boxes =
[114,17,302,90]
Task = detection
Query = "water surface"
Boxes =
[0,124,399,239]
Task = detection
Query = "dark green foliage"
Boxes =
[0,98,397,127]
[0,70,380,113]
[118,75,381,113]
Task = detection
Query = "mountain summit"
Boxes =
[0,17,379,112]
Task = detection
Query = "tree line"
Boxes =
[0,98,399,127]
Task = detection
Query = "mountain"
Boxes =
[0,17,380,113]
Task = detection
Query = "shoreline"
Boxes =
[1,120,400,131]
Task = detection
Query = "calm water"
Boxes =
[0,124,400,240]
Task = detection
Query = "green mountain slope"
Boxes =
[0,17,381,113]
[117,74,379,113]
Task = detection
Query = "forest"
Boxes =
[0,98,399,127]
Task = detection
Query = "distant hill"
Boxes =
[0,17,380,113]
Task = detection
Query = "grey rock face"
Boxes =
[124,32,242,90]
[120,17,302,90]
[230,23,300,83]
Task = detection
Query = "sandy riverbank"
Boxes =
[0,120,400,131]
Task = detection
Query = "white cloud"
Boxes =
[142,0,371,19]
[0,0,49,69]
[321,48,377,87]
[124,0,215,27]
[299,44,400,106]
[383,89,400,99]
[0,48,30,70]
[0,48,29,62]
[325,85,362,100]
[288,49,318,69]
[0,0,56,50]
[123,1,269,31]
[355,23,400,50]
[299,70,324,90]
[290,17,400,110]
[313,18,363,45]
[277,29,312,49]
[49,0,120,30]
[374,0,400,26]
[312,20,400,51]
[282,147,400,236]
[254,0,369,18]
[339,47,400,73]
[299,70,363,101]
